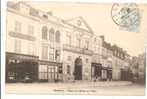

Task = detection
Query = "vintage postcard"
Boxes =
[3,1,146,96]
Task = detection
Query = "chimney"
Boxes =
[47,11,53,16]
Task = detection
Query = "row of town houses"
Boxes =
[6,2,131,82]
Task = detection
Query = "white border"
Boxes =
[1,0,147,99]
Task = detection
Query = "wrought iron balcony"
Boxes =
[63,44,93,56]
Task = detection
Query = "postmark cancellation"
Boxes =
[111,3,142,32]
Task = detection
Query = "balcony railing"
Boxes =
[63,44,93,56]
[9,32,36,41]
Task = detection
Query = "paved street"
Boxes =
[5,81,145,95]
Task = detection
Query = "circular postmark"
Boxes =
[111,3,140,27]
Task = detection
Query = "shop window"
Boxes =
[55,30,60,43]
[8,72,16,80]
[8,59,16,64]
[42,26,48,40]
[58,65,62,73]
[55,67,58,72]
[39,65,48,80]
[67,65,70,74]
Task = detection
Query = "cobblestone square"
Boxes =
[6,81,145,95]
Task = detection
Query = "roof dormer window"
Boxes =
[29,8,39,16]
[43,14,48,19]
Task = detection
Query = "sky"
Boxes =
[27,2,147,56]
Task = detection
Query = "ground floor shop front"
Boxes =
[6,52,63,83]
[6,52,39,82]
[38,60,62,82]
[91,63,112,81]
[6,52,131,83]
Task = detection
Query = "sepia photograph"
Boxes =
[4,1,146,96]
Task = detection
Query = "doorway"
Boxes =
[74,57,82,80]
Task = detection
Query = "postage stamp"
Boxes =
[111,3,141,32]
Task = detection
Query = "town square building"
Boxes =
[6,2,131,82]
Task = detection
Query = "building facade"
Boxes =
[61,17,94,81]
[6,2,131,83]
[131,53,146,83]
[6,2,94,82]
[91,36,131,81]
[91,36,103,81]
[111,45,131,80]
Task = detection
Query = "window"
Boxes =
[115,50,117,56]
[15,21,21,33]
[66,33,71,45]
[86,58,89,63]
[76,38,81,48]
[49,47,54,61]
[42,45,48,59]
[42,26,48,40]
[29,8,39,16]
[8,59,16,64]
[39,65,48,80]
[85,40,89,49]
[28,25,34,35]
[14,39,21,53]
[28,42,35,55]
[67,65,70,74]
[94,37,97,44]
[67,56,71,61]
[55,50,60,61]
[49,28,55,42]
[94,45,96,52]
[77,20,82,26]
[49,54,54,61]
[55,31,60,43]
[43,14,48,19]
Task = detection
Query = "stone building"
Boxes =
[131,53,146,83]
[91,36,103,81]
[6,2,93,82]
[137,53,146,82]
[61,17,94,81]
[91,36,130,81]
[111,45,130,80]
[6,1,131,83]
[6,2,40,82]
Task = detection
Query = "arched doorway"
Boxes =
[74,56,82,80]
